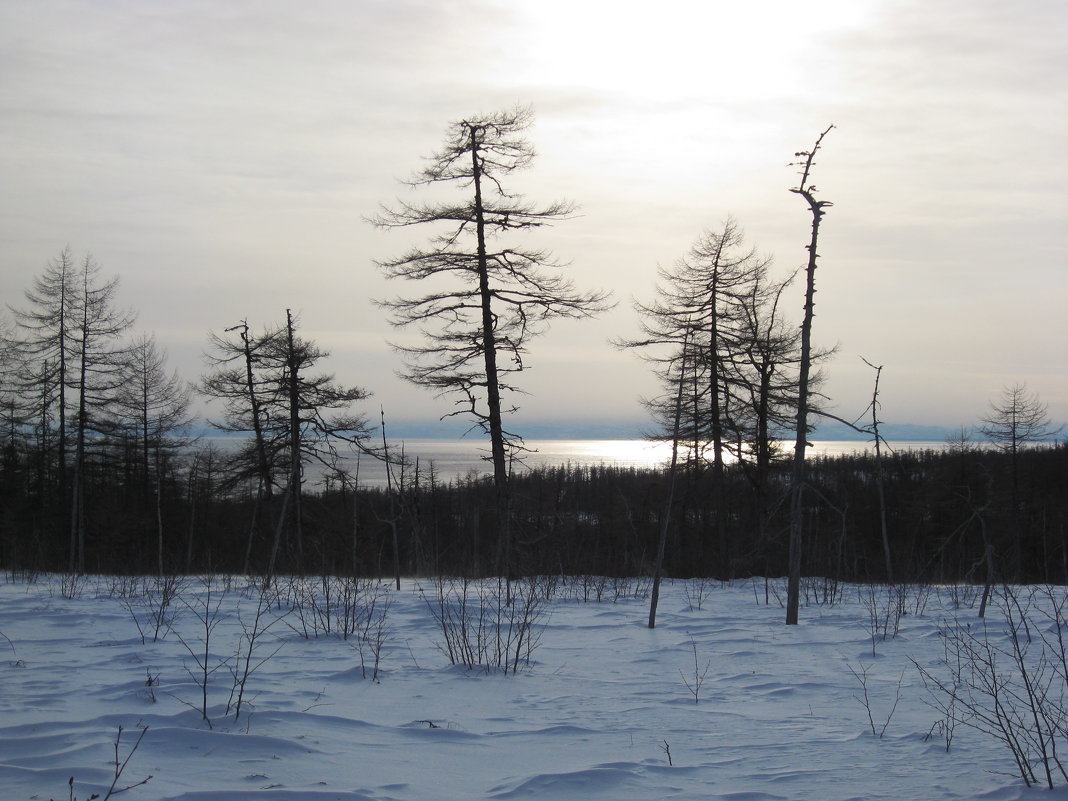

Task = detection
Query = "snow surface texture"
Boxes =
[1,574,1065,801]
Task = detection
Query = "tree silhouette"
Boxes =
[619,218,803,571]
[980,382,1062,578]
[68,255,136,572]
[372,105,611,576]
[202,313,372,576]
[786,125,834,625]
[115,333,195,574]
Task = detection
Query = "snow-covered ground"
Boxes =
[1,573,1065,801]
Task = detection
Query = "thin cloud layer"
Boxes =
[1,0,1064,430]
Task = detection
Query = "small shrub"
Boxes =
[420,576,547,674]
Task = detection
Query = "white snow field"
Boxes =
[2,573,1067,801]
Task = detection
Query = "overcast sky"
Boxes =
[2,0,1065,436]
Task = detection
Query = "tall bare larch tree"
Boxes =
[116,333,194,574]
[372,106,611,576]
[620,218,810,576]
[8,248,78,514]
[63,256,137,572]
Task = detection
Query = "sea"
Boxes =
[223,438,947,490]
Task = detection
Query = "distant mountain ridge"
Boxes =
[385,418,961,441]
[807,421,956,442]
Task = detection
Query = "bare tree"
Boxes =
[786,125,834,625]
[647,328,689,629]
[629,220,747,569]
[731,267,809,546]
[67,255,136,572]
[202,313,372,577]
[372,105,611,576]
[8,248,78,516]
[0,316,30,459]
[624,219,769,475]
[620,219,807,572]
[860,357,893,583]
[115,333,195,574]
[979,383,1062,578]
[268,309,373,572]
[201,320,286,575]
[980,383,1061,459]
[201,321,284,499]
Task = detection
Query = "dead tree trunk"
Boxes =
[786,125,834,625]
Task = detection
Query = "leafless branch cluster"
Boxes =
[274,575,393,680]
[914,585,1068,788]
[420,575,548,674]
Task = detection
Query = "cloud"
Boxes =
[1,0,1065,432]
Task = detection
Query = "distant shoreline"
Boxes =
[194,423,1065,444]
[353,420,985,442]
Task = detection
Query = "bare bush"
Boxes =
[120,574,186,644]
[684,578,716,612]
[611,576,651,602]
[420,576,547,674]
[97,575,142,600]
[60,571,88,600]
[349,589,391,681]
[858,583,904,655]
[846,661,904,738]
[761,576,846,609]
[938,583,982,610]
[906,582,934,616]
[279,576,387,640]
[273,575,393,680]
[914,586,1068,789]
[801,576,844,607]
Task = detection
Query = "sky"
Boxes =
[1,0,1065,437]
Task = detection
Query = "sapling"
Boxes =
[846,661,904,738]
[351,582,391,680]
[859,583,904,656]
[57,725,152,801]
[148,574,185,641]
[142,668,159,703]
[171,578,230,728]
[680,633,711,704]
[227,584,286,719]
[660,739,674,766]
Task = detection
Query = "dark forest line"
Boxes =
[1,437,1064,585]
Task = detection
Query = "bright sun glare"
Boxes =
[504,1,879,103]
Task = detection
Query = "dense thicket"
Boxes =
[0,431,1064,583]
